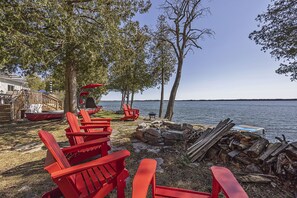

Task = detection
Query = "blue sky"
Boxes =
[102,0,297,100]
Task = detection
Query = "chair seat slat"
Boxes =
[93,167,106,183]
[99,166,112,180]
[75,172,88,197]
[82,170,96,194]
[105,164,116,176]
[88,168,101,190]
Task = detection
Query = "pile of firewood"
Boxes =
[187,118,297,185]
[187,118,235,162]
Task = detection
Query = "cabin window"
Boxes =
[8,85,14,91]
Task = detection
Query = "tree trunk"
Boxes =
[130,90,135,108]
[159,66,165,118]
[64,2,77,113]
[126,90,130,105]
[120,90,125,110]
[165,59,183,120]
[64,62,77,113]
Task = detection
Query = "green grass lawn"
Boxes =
[94,110,123,120]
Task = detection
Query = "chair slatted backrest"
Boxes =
[210,166,248,198]
[80,109,91,122]
[66,112,85,144]
[132,159,248,198]
[132,159,157,198]
[39,130,71,169]
[127,104,131,110]
[39,130,80,197]
[123,104,131,116]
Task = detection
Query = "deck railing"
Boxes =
[42,94,63,111]
[11,90,27,120]
[0,93,12,104]
[8,90,64,120]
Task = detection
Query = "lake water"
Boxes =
[100,100,297,142]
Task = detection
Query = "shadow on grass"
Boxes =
[1,159,45,177]
[0,120,67,151]
[0,158,55,198]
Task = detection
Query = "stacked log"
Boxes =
[187,120,297,185]
[187,118,235,162]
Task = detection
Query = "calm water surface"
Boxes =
[100,100,297,142]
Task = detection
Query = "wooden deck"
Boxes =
[0,91,63,123]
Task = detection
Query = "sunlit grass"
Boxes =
[94,110,123,120]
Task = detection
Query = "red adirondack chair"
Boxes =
[65,112,112,143]
[39,130,130,198]
[64,112,113,163]
[120,104,139,121]
[80,109,112,130]
[127,104,139,116]
[132,159,248,198]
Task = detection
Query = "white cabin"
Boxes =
[0,72,29,94]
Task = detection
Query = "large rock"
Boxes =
[145,128,161,138]
[162,130,185,140]
[163,121,182,130]
[143,128,163,145]
[151,120,162,128]
[134,129,147,142]
[138,122,148,129]
[160,126,168,133]
[136,123,150,142]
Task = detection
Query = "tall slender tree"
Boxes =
[151,15,176,118]
[161,0,213,120]
[108,21,152,108]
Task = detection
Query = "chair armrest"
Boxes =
[66,132,111,137]
[132,159,157,198]
[210,166,248,198]
[91,118,112,121]
[79,119,111,123]
[81,121,110,126]
[62,137,109,154]
[51,150,130,179]
[80,125,108,129]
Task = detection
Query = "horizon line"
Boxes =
[101,98,297,102]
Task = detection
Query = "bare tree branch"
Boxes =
[162,0,214,120]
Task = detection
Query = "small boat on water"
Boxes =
[233,125,265,134]
[25,110,64,121]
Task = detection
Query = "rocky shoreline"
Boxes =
[134,118,297,190]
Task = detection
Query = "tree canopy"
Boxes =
[151,15,176,117]
[108,21,153,106]
[249,0,297,81]
[25,74,45,91]
[0,0,151,112]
